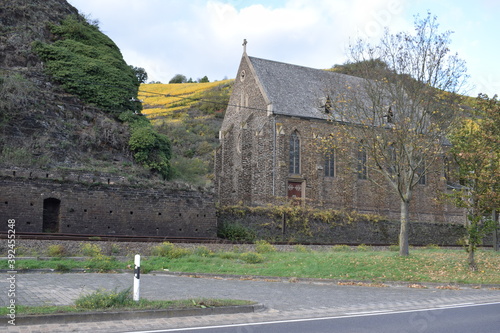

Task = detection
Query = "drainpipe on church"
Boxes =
[271,112,276,197]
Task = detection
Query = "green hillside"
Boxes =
[139,80,233,185]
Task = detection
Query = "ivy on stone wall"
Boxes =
[217,204,384,243]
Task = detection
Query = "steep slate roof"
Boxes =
[248,56,365,121]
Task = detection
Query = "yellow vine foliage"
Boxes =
[138,80,233,120]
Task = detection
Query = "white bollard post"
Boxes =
[133,254,140,301]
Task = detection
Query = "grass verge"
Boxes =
[2,246,500,285]
[0,285,254,316]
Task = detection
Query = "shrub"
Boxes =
[86,255,115,272]
[81,243,102,257]
[75,288,132,309]
[217,252,240,260]
[255,240,276,253]
[150,242,191,258]
[194,246,213,257]
[357,244,371,252]
[110,243,121,255]
[331,244,351,252]
[294,244,309,253]
[55,262,71,272]
[217,222,256,242]
[239,252,264,264]
[389,244,400,252]
[128,125,171,180]
[47,244,67,257]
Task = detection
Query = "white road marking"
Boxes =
[124,301,500,333]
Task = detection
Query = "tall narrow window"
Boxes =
[289,131,300,174]
[357,146,367,180]
[324,150,335,177]
[416,161,426,185]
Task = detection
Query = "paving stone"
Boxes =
[1,272,499,332]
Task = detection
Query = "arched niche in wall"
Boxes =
[43,198,61,233]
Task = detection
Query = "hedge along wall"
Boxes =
[217,205,471,246]
[0,174,216,237]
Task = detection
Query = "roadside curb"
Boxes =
[6,303,266,326]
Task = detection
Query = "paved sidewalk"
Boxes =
[2,272,500,332]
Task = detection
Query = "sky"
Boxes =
[66,0,500,97]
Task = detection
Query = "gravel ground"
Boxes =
[2,239,354,257]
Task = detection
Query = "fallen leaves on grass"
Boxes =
[408,284,428,289]
[435,285,461,290]
[337,281,388,288]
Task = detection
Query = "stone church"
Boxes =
[215,45,464,224]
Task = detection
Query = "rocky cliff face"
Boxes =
[0,0,136,173]
[0,0,78,68]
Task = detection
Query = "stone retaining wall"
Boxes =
[0,174,217,238]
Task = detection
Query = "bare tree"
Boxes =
[326,13,468,256]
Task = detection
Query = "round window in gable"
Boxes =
[240,69,246,82]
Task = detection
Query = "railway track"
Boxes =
[0,231,222,243]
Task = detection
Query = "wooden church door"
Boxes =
[287,181,302,199]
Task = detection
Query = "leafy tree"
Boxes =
[323,13,467,256]
[169,74,187,84]
[198,76,209,83]
[448,94,500,269]
[130,66,148,84]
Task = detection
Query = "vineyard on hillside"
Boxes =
[138,80,233,186]
[139,80,233,122]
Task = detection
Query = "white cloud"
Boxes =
[67,0,498,96]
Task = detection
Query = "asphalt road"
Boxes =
[125,302,500,333]
[2,272,500,333]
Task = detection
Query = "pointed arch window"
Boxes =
[416,160,426,185]
[289,131,300,174]
[324,150,335,177]
[357,145,367,180]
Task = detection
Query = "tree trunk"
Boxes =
[493,209,498,252]
[468,243,477,271]
[399,199,410,256]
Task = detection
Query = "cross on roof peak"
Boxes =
[242,39,247,54]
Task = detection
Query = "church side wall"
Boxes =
[270,116,465,224]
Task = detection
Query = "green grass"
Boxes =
[0,298,253,316]
[1,257,124,272]
[2,247,500,285]
[139,248,500,285]
[0,286,253,316]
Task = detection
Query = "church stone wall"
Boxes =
[216,55,465,225]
